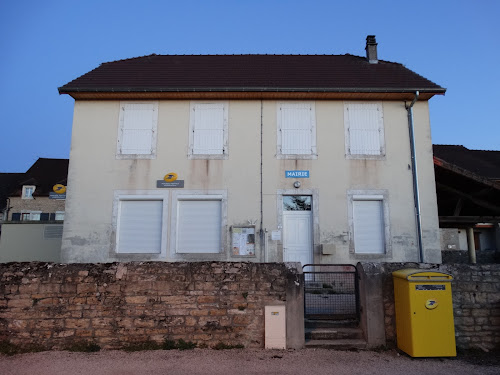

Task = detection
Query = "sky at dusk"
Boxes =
[1,0,499,172]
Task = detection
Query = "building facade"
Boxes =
[59,36,445,264]
[0,158,68,262]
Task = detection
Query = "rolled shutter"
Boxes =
[353,200,385,254]
[176,200,221,253]
[117,200,162,253]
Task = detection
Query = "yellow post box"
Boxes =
[392,269,456,357]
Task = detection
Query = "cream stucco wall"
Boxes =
[61,99,440,263]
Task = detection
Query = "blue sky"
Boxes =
[1,0,498,172]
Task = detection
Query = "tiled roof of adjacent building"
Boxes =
[58,54,445,96]
[0,173,24,211]
[8,158,69,197]
[433,145,500,181]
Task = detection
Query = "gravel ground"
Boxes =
[1,348,499,375]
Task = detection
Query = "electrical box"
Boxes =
[321,244,336,255]
[265,305,286,349]
[393,269,456,357]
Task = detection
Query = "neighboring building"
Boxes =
[0,173,23,222]
[433,145,500,263]
[58,36,445,264]
[0,158,69,262]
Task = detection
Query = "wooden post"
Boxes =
[467,227,476,264]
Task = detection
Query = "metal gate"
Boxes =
[302,264,360,322]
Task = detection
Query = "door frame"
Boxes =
[277,189,320,263]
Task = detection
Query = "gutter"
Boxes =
[58,86,446,95]
[406,91,424,263]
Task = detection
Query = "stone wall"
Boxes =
[370,262,500,351]
[0,262,303,351]
[442,250,500,265]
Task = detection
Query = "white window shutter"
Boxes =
[120,103,156,155]
[193,104,224,155]
[280,103,313,155]
[353,200,385,254]
[347,103,383,155]
[177,200,221,253]
[117,200,162,253]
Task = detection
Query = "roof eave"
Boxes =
[434,156,500,190]
[58,86,446,95]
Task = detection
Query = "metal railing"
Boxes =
[302,264,360,322]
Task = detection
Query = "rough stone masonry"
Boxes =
[0,262,302,350]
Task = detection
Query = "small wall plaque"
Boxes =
[157,180,184,188]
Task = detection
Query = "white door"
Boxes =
[282,195,313,266]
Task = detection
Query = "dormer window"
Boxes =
[22,185,35,199]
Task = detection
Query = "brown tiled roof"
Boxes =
[0,173,23,211]
[9,158,69,197]
[433,145,500,180]
[59,54,445,96]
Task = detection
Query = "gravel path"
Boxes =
[2,349,499,375]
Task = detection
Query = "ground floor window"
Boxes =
[113,191,168,255]
[348,191,390,255]
[171,191,226,254]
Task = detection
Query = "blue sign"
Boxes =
[285,170,309,178]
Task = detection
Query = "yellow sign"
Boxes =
[164,173,178,182]
[53,184,66,194]
[425,299,438,310]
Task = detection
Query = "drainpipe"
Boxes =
[5,198,11,221]
[260,100,265,262]
[406,91,424,263]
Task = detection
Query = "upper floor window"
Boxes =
[189,102,228,159]
[117,102,158,159]
[22,185,35,199]
[20,211,41,221]
[277,102,317,159]
[344,102,385,159]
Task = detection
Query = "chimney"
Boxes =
[365,35,378,64]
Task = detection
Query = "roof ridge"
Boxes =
[35,157,70,161]
[100,53,401,63]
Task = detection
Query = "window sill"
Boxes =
[116,153,156,160]
[277,154,318,160]
[346,154,386,160]
[188,154,228,160]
